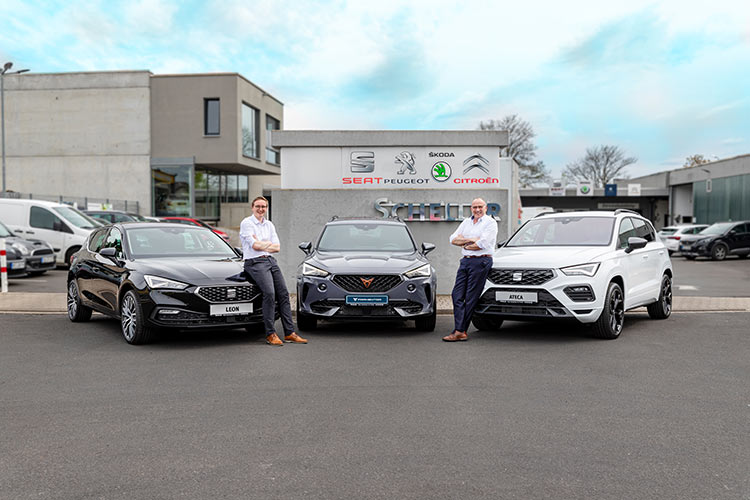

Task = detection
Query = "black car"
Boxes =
[678,221,750,260]
[0,219,56,276]
[66,222,264,344]
[296,217,437,331]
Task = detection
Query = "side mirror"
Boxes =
[625,236,648,254]
[299,241,312,255]
[421,242,435,255]
[234,247,243,257]
[496,240,507,248]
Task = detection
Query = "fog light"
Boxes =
[159,309,181,315]
[318,283,327,291]
[406,283,416,292]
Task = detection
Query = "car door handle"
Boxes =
[642,255,649,259]
[26,230,35,234]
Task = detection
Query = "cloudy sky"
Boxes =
[2,0,749,179]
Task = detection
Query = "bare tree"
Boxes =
[683,154,711,168]
[478,115,550,187]
[563,145,636,187]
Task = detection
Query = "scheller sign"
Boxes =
[375,198,501,221]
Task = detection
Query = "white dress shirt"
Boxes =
[449,215,498,257]
[239,215,280,259]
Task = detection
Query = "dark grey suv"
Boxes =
[296,217,437,331]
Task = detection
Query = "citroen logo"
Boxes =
[360,277,375,288]
[395,151,417,175]
[463,153,490,175]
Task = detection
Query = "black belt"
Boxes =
[464,255,492,258]
[247,255,271,261]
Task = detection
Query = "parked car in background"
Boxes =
[84,210,158,224]
[0,219,56,275]
[296,217,437,331]
[0,199,97,266]
[162,216,230,242]
[657,224,709,255]
[678,221,750,260]
[66,222,265,345]
[471,210,673,340]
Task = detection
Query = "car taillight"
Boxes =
[669,236,681,240]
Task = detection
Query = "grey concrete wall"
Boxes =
[270,189,512,294]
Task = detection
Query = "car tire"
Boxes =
[471,315,504,331]
[415,307,437,332]
[65,246,81,266]
[120,290,154,345]
[647,274,672,320]
[67,279,92,322]
[296,301,317,331]
[592,282,624,340]
[685,256,696,260]
[668,250,674,256]
[711,243,728,261]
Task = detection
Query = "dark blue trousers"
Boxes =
[451,256,493,332]
[244,256,295,336]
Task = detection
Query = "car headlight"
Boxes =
[144,275,190,290]
[403,263,431,279]
[560,263,600,277]
[302,262,329,277]
[694,238,710,247]
[11,243,30,255]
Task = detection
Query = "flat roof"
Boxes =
[272,130,508,147]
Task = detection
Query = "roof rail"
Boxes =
[329,215,339,221]
[613,209,639,216]
[533,211,556,218]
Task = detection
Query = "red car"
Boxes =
[162,217,231,242]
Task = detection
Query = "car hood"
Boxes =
[132,257,247,285]
[679,234,716,243]
[308,251,425,273]
[5,236,52,251]
[493,246,611,269]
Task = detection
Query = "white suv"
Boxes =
[471,210,673,339]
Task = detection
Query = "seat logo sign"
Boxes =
[360,277,375,288]
[431,162,452,182]
[395,151,417,175]
[351,151,375,172]
[512,272,523,282]
[226,288,237,299]
[463,153,490,175]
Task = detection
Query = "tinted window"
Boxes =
[205,98,220,135]
[507,217,615,247]
[88,229,109,252]
[632,218,655,241]
[52,206,98,229]
[617,218,636,248]
[111,213,134,223]
[30,206,66,232]
[103,228,123,257]
[126,226,235,258]
[701,223,735,235]
[732,223,748,234]
[317,224,416,252]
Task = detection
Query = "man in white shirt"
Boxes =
[240,196,308,346]
[443,198,498,341]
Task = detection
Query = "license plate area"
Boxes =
[345,295,389,306]
[496,291,538,304]
[41,256,55,263]
[10,261,25,270]
[210,302,253,316]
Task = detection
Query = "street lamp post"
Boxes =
[1,62,30,196]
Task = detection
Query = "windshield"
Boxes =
[659,228,678,235]
[0,221,13,237]
[126,226,236,258]
[507,217,615,247]
[52,206,99,229]
[130,214,150,222]
[699,223,734,235]
[317,223,416,252]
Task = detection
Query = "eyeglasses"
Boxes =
[471,206,485,209]
[254,205,268,209]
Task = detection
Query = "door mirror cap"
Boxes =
[421,242,435,255]
[497,240,507,248]
[299,241,313,255]
[100,247,117,257]
[625,236,648,253]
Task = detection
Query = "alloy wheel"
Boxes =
[609,287,624,335]
[67,281,78,319]
[662,278,672,314]
[121,293,137,342]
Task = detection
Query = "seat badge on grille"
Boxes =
[360,277,374,288]
[226,288,236,299]
[512,272,523,282]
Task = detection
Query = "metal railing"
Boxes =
[0,191,140,213]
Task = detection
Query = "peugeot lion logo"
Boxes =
[350,151,375,173]
[360,277,374,288]
[463,153,490,175]
[394,151,417,175]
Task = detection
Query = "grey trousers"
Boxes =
[244,256,295,336]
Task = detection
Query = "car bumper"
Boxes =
[297,275,435,320]
[25,254,57,272]
[679,244,709,257]
[5,258,28,277]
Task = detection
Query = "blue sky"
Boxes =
[2,0,749,180]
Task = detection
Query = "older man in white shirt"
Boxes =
[443,198,498,342]
[240,196,308,346]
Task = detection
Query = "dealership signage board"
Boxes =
[577,181,593,196]
[281,147,508,190]
[628,184,642,196]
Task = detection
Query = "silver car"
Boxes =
[658,224,709,255]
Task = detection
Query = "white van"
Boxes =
[0,199,98,266]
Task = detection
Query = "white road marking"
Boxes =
[678,285,698,290]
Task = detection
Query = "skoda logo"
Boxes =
[580,185,591,194]
[431,162,452,182]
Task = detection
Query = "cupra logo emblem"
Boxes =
[360,277,375,288]
[431,162,452,182]
[395,151,417,175]
[463,153,490,175]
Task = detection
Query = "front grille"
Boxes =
[564,285,595,302]
[152,308,263,326]
[488,269,554,286]
[196,285,258,303]
[32,248,54,256]
[476,288,569,317]
[332,274,402,292]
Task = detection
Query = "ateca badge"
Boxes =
[431,161,452,182]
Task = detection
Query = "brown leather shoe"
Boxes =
[284,332,308,344]
[266,333,283,346]
[442,331,468,342]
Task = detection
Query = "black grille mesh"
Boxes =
[564,286,595,302]
[32,248,54,256]
[488,269,553,286]
[197,285,258,303]
[332,274,402,292]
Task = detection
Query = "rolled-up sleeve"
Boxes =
[475,218,498,251]
[449,220,467,245]
[239,219,253,246]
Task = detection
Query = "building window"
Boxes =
[204,98,220,136]
[153,165,193,217]
[242,103,259,158]
[266,115,280,165]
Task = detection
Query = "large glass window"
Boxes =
[204,98,220,136]
[242,103,259,158]
[266,115,280,165]
[153,165,192,217]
